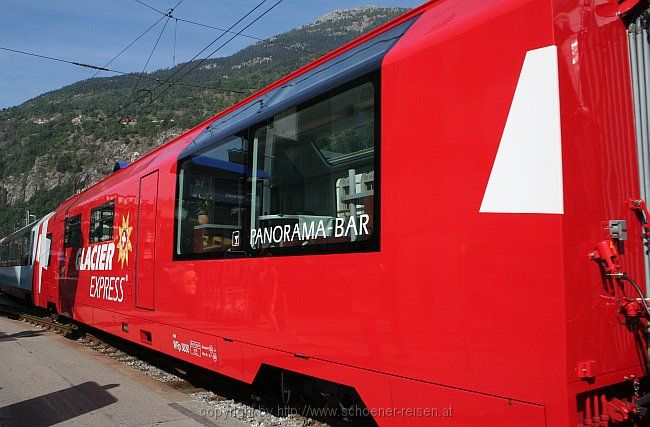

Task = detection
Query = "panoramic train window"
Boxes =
[249,77,378,255]
[64,215,82,248]
[176,135,248,257]
[89,200,115,244]
[174,73,379,259]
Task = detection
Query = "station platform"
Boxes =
[0,315,247,426]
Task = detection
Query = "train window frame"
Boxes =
[174,134,249,260]
[64,214,82,248]
[173,72,381,260]
[247,73,380,258]
[89,200,115,244]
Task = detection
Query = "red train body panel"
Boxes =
[3,0,649,425]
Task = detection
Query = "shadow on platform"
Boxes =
[0,381,119,426]
[0,330,44,342]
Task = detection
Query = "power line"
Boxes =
[176,16,318,55]
[116,0,185,120]
[131,0,320,55]
[123,15,172,114]
[136,0,283,116]
[132,0,166,15]
[105,0,282,142]
[97,16,167,74]
[146,0,271,95]
[69,0,184,106]
[175,0,286,90]
[110,0,272,121]
[56,0,184,104]
[0,46,112,71]
[0,46,250,94]
[61,14,168,104]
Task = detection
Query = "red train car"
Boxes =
[3,0,650,425]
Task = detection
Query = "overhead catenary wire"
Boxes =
[174,16,320,55]
[130,0,320,55]
[104,0,268,123]
[127,0,184,102]
[0,46,114,71]
[133,0,271,101]
[0,46,250,94]
[132,0,167,15]
[61,13,168,104]
[104,0,283,142]
[120,14,174,119]
[131,0,285,120]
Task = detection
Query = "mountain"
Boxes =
[0,6,408,235]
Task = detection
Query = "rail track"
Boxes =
[0,298,366,427]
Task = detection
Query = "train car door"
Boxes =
[32,213,54,308]
[61,214,81,316]
[136,171,158,310]
[47,217,66,310]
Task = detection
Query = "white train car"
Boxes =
[0,215,52,301]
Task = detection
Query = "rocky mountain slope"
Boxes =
[0,6,408,235]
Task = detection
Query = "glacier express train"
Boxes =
[2,0,650,425]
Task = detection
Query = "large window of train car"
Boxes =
[64,215,82,248]
[89,201,115,244]
[176,135,248,258]
[249,74,379,255]
[2,234,29,266]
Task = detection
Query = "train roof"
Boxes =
[1,220,39,243]
[55,1,433,211]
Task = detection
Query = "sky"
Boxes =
[0,0,423,109]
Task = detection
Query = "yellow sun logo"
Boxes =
[117,213,133,268]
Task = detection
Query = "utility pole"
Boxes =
[24,210,35,226]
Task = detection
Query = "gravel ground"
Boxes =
[190,391,322,427]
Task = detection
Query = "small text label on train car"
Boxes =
[89,275,125,303]
[250,215,370,247]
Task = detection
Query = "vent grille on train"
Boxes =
[628,9,650,291]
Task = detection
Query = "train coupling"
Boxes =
[604,396,638,423]
[581,378,650,426]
